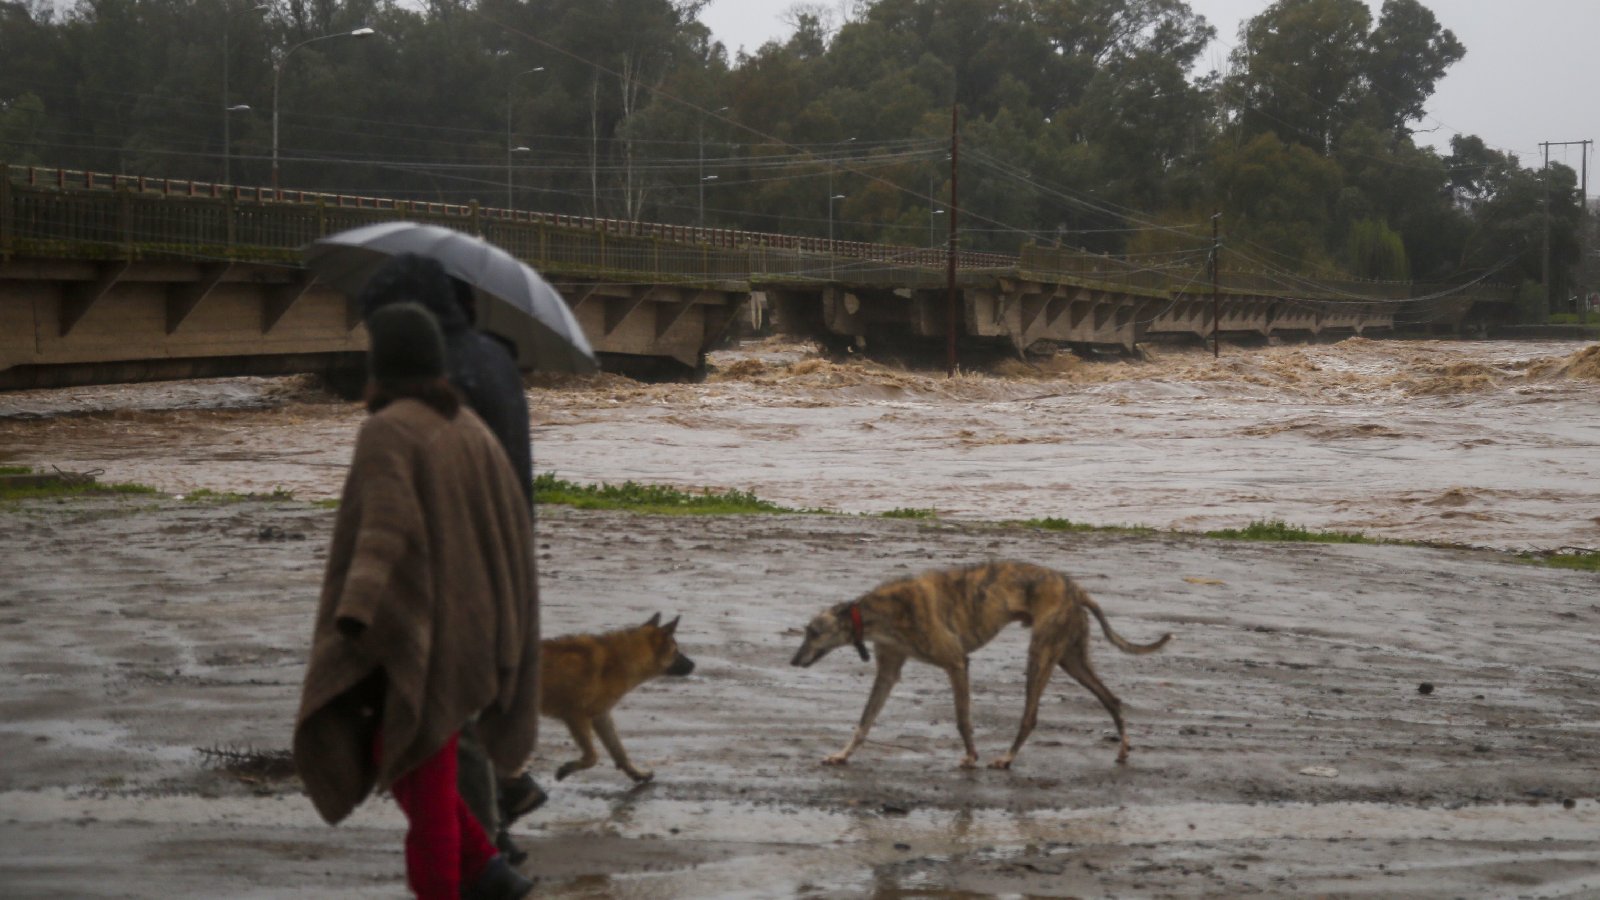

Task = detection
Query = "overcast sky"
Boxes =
[698,0,1599,186]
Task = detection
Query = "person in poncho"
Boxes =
[293,302,538,900]
[355,253,545,862]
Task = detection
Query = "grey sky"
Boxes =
[698,0,1598,184]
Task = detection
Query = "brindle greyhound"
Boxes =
[790,561,1170,770]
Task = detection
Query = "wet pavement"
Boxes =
[1,498,1598,897]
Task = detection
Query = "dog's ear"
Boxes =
[645,612,662,627]
[663,615,680,635]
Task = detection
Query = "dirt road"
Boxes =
[1,496,1596,897]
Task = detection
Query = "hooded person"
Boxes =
[355,253,547,857]
[356,252,533,505]
[293,303,537,900]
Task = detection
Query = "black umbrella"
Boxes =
[303,221,598,374]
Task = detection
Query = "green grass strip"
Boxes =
[1524,551,1600,572]
[1018,516,1156,536]
[184,487,298,502]
[1202,519,1374,544]
[879,507,938,519]
[533,472,803,515]
[0,479,158,501]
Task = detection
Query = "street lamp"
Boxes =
[222,1,268,185]
[930,207,945,247]
[506,66,545,209]
[223,104,251,185]
[828,193,846,278]
[698,106,728,228]
[824,136,855,239]
[699,174,719,229]
[271,26,376,191]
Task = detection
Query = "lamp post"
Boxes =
[699,175,719,229]
[222,2,268,185]
[828,193,846,278]
[271,26,375,191]
[930,208,945,248]
[505,66,545,209]
[223,104,251,185]
[698,106,728,228]
[824,136,855,245]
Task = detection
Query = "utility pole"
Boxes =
[222,5,231,185]
[1542,142,1552,317]
[945,103,960,377]
[1540,139,1593,317]
[1582,140,1592,324]
[1211,211,1221,359]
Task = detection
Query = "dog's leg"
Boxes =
[823,648,906,766]
[990,632,1061,770]
[946,658,980,769]
[593,711,653,784]
[1059,653,1129,763]
[555,717,600,781]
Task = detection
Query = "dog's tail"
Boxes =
[1084,595,1171,655]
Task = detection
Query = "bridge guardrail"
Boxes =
[2,162,1511,311]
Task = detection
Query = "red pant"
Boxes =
[375,731,497,899]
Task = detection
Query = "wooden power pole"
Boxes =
[945,103,960,377]
[1540,139,1593,316]
[1211,212,1221,358]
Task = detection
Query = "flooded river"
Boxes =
[2,337,1598,550]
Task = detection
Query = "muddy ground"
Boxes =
[1,495,1597,897]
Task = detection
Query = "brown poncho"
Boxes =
[293,397,538,825]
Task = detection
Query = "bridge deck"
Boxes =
[0,165,1509,389]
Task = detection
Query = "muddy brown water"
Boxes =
[2,338,1599,897]
[2,337,1598,550]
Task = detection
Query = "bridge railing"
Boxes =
[2,163,1511,309]
[2,163,1016,281]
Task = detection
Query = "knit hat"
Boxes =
[366,302,447,383]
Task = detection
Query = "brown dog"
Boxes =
[790,561,1170,770]
[539,613,694,783]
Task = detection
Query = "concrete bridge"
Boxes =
[0,165,1510,389]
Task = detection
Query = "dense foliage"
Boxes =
[0,0,1590,305]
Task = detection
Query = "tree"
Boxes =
[1210,131,1343,272]
[1363,0,1463,139]
[1225,0,1372,153]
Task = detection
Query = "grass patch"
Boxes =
[184,487,297,503]
[0,465,33,476]
[1523,550,1600,572]
[1021,516,1099,533]
[880,507,938,519]
[0,478,158,502]
[533,472,804,515]
[1018,517,1156,536]
[1203,519,1374,544]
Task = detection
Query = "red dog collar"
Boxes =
[849,603,870,661]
